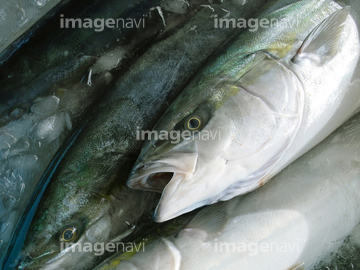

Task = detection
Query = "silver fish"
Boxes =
[127,0,360,222]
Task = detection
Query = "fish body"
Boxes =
[0,58,113,264]
[0,0,167,116]
[0,0,213,263]
[102,112,360,270]
[127,0,360,222]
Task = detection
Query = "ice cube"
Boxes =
[31,95,60,116]
[34,112,70,141]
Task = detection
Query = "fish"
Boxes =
[13,1,267,268]
[0,0,212,263]
[97,112,360,270]
[127,0,360,222]
[0,55,98,126]
[0,57,113,263]
[0,0,173,116]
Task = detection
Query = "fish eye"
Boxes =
[185,116,202,131]
[60,227,78,242]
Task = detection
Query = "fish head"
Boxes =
[18,155,153,269]
[127,52,304,222]
[18,195,108,269]
[128,94,216,191]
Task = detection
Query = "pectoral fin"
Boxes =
[185,203,229,240]
[292,7,350,65]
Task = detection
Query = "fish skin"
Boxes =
[0,0,201,117]
[0,0,158,115]
[0,55,97,122]
[314,224,360,269]
[16,1,267,269]
[98,112,360,270]
[0,0,213,264]
[127,0,360,222]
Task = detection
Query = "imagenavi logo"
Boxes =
[60,14,146,32]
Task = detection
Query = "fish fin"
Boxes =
[292,7,350,65]
[288,262,305,270]
[186,203,228,237]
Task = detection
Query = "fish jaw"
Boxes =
[127,152,199,192]
[153,177,210,223]
[151,157,232,223]
[150,151,278,223]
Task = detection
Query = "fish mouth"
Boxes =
[127,152,198,193]
[140,172,175,192]
[17,250,56,270]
